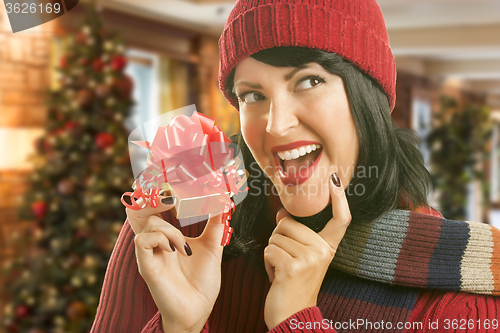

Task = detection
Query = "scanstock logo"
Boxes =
[3,0,79,33]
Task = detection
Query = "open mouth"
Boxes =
[273,144,323,186]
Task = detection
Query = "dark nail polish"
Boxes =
[331,173,341,187]
[161,196,175,205]
[123,195,132,205]
[184,242,192,256]
[169,242,176,252]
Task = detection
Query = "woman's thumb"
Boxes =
[200,213,225,248]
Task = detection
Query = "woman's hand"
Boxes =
[263,174,351,330]
[126,196,225,333]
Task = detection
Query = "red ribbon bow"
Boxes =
[121,112,248,247]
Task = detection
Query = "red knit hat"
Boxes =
[218,0,396,111]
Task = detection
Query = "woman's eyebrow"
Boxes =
[232,65,311,94]
[233,81,262,93]
[284,65,309,81]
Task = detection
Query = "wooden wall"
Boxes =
[0,3,54,319]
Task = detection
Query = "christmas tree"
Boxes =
[427,95,492,220]
[1,2,135,332]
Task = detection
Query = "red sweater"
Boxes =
[91,206,500,332]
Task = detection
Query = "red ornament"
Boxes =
[113,75,134,98]
[76,89,94,108]
[95,84,111,98]
[44,140,52,151]
[95,132,114,149]
[66,300,87,320]
[75,230,89,239]
[65,121,83,139]
[92,58,105,72]
[15,305,31,319]
[57,179,75,196]
[64,121,79,130]
[76,32,86,44]
[59,57,67,69]
[31,201,48,220]
[111,55,127,71]
[79,58,89,66]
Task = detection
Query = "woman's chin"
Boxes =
[272,173,332,217]
[280,196,329,217]
[288,203,333,232]
[285,205,323,217]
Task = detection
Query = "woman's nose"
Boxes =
[265,97,299,137]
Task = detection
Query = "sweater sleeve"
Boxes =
[140,311,210,333]
[90,219,164,332]
[269,307,337,332]
[406,290,500,332]
[90,217,211,333]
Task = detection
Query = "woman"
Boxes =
[91,0,500,332]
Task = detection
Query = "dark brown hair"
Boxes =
[223,47,432,265]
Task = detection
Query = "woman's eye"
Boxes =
[237,92,264,104]
[296,76,325,91]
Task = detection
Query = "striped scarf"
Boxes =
[312,209,500,332]
[266,193,500,330]
[332,209,500,296]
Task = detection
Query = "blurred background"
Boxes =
[1,0,500,331]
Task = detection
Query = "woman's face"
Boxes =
[233,57,359,217]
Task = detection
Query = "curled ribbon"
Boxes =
[122,111,248,247]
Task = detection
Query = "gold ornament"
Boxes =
[85,273,97,285]
[82,25,91,36]
[104,41,114,51]
[83,255,97,268]
[54,315,65,327]
[70,276,82,288]
[4,304,13,317]
[105,97,116,106]
[50,239,61,250]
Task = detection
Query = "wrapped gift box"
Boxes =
[170,183,232,220]
[127,111,248,228]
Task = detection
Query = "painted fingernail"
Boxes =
[184,242,192,256]
[169,241,176,252]
[331,173,341,187]
[123,195,132,205]
[161,196,175,205]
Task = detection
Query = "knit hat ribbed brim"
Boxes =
[218,0,396,111]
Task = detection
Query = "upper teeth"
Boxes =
[277,144,321,161]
